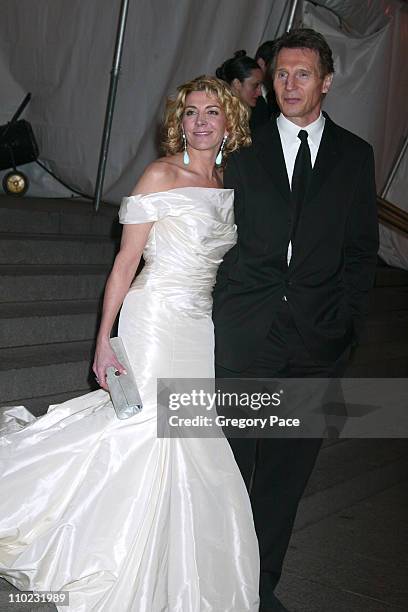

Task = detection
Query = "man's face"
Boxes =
[273,47,333,127]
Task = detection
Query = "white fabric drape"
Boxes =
[0,0,288,201]
[378,145,408,270]
[302,0,408,192]
[1,0,407,266]
[301,0,408,269]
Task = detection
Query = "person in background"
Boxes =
[255,40,280,117]
[216,50,266,129]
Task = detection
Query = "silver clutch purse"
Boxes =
[107,337,143,419]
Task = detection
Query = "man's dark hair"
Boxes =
[270,28,334,77]
[255,40,277,64]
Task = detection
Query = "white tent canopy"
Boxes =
[0,0,407,265]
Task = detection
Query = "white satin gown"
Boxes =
[0,188,260,612]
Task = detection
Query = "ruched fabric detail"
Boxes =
[0,188,260,612]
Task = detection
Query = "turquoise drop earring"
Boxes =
[215,135,227,165]
[182,131,190,165]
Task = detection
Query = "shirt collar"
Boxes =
[277,112,325,148]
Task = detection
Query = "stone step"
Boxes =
[5,296,402,348]
[0,232,119,265]
[0,196,120,409]
[0,341,95,403]
[0,195,121,237]
[374,264,408,287]
[350,339,408,364]
[0,300,100,347]
[304,439,408,497]
[298,438,408,529]
[346,358,408,377]
[359,310,408,344]
[346,334,408,375]
[1,387,96,418]
[368,285,408,312]
[0,264,109,302]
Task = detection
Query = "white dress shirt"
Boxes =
[276,112,325,264]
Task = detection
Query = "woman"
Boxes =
[0,76,260,611]
[215,51,267,129]
[216,51,263,109]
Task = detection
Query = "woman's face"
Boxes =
[232,68,263,107]
[182,91,227,153]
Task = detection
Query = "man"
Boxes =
[255,40,276,75]
[213,28,378,612]
[251,41,279,130]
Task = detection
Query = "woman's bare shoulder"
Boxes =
[131,155,184,195]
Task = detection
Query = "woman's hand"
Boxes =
[92,338,127,391]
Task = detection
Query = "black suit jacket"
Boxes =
[249,95,280,131]
[213,114,379,371]
[249,96,270,131]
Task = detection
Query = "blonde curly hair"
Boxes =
[161,75,251,160]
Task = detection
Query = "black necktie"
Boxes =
[291,129,312,241]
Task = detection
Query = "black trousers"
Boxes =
[216,302,349,607]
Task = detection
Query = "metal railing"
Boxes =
[377,196,408,236]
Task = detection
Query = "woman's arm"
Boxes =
[93,222,153,390]
[93,160,177,390]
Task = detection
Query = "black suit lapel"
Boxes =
[253,119,291,203]
[307,114,343,203]
[252,115,343,204]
